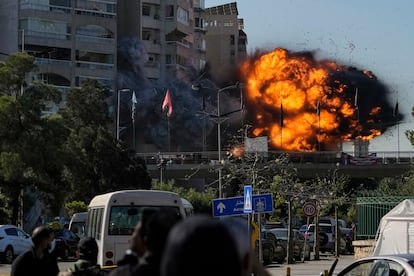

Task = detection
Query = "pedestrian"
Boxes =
[59,237,104,276]
[131,207,181,276]
[160,215,241,276]
[11,226,59,276]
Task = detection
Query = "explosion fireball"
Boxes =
[240,48,400,151]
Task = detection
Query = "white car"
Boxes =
[336,254,414,276]
[0,225,32,263]
[306,223,346,254]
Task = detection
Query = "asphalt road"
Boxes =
[265,254,355,276]
[0,254,355,276]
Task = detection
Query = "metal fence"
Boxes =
[356,196,411,239]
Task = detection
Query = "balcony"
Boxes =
[142,40,161,54]
[142,16,161,29]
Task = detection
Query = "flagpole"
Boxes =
[167,117,171,152]
[317,99,321,151]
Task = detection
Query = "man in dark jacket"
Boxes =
[11,226,60,276]
[59,237,104,276]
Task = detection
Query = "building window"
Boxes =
[142,30,151,40]
[177,7,189,25]
[142,5,150,16]
[166,55,172,64]
[165,5,174,17]
[230,35,235,45]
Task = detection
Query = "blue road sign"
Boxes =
[212,193,273,217]
[244,185,252,213]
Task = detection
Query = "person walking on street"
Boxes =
[11,226,59,276]
[59,237,104,276]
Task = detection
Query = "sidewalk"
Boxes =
[266,254,355,276]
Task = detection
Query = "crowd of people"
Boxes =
[11,209,270,276]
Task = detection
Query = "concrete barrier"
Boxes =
[352,240,375,259]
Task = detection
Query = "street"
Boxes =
[0,254,355,276]
[266,254,355,276]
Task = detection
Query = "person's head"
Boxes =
[78,237,98,263]
[140,207,181,256]
[221,217,254,276]
[32,226,53,250]
[161,215,241,276]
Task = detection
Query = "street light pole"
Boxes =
[117,88,130,140]
[192,82,243,198]
[216,83,243,198]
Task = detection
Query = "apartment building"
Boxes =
[0,0,117,113]
[204,2,247,83]
[118,0,206,83]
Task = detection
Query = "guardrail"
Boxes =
[135,151,414,166]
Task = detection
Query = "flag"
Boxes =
[162,89,173,117]
[131,90,137,121]
[316,100,321,117]
[354,87,358,108]
[393,101,399,117]
[280,103,284,128]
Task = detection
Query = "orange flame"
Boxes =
[240,48,383,151]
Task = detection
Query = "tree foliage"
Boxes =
[0,53,151,224]
[152,181,215,215]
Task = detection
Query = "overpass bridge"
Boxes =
[136,151,414,181]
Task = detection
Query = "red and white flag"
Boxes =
[162,89,173,117]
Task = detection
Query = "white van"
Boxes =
[69,212,87,238]
[86,190,186,267]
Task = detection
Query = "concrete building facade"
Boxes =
[0,0,118,113]
[204,2,247,83]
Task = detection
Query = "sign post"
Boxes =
[302,201,317,261]
[212,194,273,217]
[244,185,252,213]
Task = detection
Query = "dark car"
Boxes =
[53,228,80,260]
[266,228,311,261]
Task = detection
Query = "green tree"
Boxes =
[61,79,151,203]
[65,201,88,218]
[152,181,215,214]
[0,53,66,223]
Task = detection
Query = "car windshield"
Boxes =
[270,229,288,239]
[308,225,332,233]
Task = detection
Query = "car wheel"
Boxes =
[4,246,14,264]
[274,245,286,264]
[263,244,274,265]
[319,232,328,246]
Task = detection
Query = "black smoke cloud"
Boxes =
[116,37,224,151]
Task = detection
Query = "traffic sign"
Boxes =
[244,185,252,213]
[212,193,273,217]
[303,201,317,217]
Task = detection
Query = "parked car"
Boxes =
[336,254,414,276]
[266,228,311,261]
[52,228,80,260]
[69,212,87,238]
[299,224,308,235]
[0,225,32,264]
[306,223,346,254]
[259,230,285,264]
